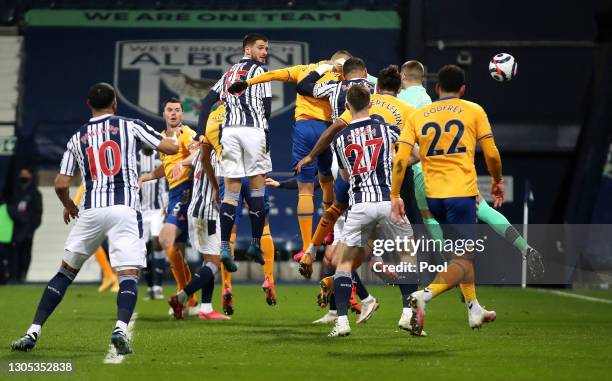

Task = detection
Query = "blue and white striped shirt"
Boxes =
[211,58,272,130]
[138,150,168,212]
[312,78,375,122]
[334,117,400,206]
[59,114,163,210]
[188,150,219,220]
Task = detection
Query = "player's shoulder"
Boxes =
[457,98,486,114]
[180,124,198,136]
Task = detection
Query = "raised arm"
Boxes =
[295,118,347,173]
[296,63,334,97]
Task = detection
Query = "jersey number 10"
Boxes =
[86,140,121,181]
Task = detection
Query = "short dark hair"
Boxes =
[346,85,370,112]
[342,57,366,75]
[437,65,465,92]
[243,33,268,49]
[377,65,401,93]
[401,60,425,81]
[162,97,183,111]
[87,83,115,110]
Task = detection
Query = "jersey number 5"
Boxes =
[86,141,121,181]
[344,138,383,175]
[421,119,467,157]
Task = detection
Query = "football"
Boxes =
[489,53,517,81]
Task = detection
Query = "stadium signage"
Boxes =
[114,39,308,125]
[0,136,16,156]
[26,10,400,29]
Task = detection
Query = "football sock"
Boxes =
[399,283,418,308]
[201,303,213,314]
[247,191,265,246]
[95,246,113,278]
[333,271,353,316]
[116,275,138,327]
[311,204,343,247]
[319,177,335,210]
[261,225,275,282]
[203,263,217,304]
[219,202,237,248]
[143,245,154,288]
[426,260,469,298]
[329,293,337,312]
[477,199,529,254]
[297,193,314,252]
[183,259,192,284]
[221,232,236,289]
[351,271,369,300]
[183,262,217,298]
[166,246,189,292]
[153,251,165,287]
[32,269,74,326]
[460,283,477,302]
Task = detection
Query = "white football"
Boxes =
[489,53,517,82]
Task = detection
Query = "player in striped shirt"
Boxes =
[198,33,272,273]
[327,85,413,337]
[167,139,229,320]
[11,83,178,354]
[226,51,352,263]
[138,148,168,301]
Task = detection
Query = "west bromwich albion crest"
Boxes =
[114,39,309,124]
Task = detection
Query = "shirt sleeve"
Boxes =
[131,119,163,149]
[333,139,345,169]
[59,137,77,176]
[475,106,493,140]
[398,116,417,147]
[388,124,401,143]
[313,80,338,99]
[211,76,224,94]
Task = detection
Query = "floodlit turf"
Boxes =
[1,284,612,380]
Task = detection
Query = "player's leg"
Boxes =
[143,240,156,300]
[151,237,165,300]
[218,177,241,272]
[169,218,228,320]
[476,194,544,276]
[11,209,105,351]
[313,243,338,324]
[261,217,277,306]
[95,244,118,292]
[413,166,444,243]
[221,225,237,315]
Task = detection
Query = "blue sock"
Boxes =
[184,263,216,297]
[116,275,138,325]
[351,271,369,300]
[219,203,236,246]
[329,293,337,311]
[33,269,74,326]
[333,271,353,316]
[153,258,165,287]
[201,274,214,304]
[248,195,265,247]
[399,283,418,308]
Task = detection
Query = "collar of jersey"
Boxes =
[349,117,374,127]
[89,113,113,122]
[434,96,458,102]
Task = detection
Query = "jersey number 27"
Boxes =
[344,138,383,175]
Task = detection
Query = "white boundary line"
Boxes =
[103,312,138,364]
[535,289,612,304]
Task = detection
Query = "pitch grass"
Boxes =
[1,284,612,381]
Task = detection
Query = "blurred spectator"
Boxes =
[7,167,42,282]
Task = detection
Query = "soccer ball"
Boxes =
[489,53,517,82]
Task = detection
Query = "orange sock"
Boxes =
[311,204,343,247]
[297,193,314,251]
[459,261,476,302]
[95,247,113,278]
[426,260,470,298]
[319,177,335,209]
[165,246,189,292]
[261,225,275,282]
[221,232,236,290]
